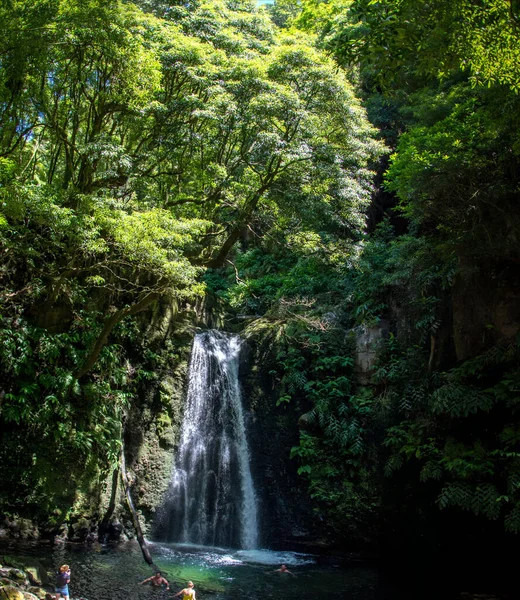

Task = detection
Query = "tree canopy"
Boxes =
[0,0,381,516]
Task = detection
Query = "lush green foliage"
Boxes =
[0,0,379,521]
[252,0,520,543]
[323,0,520,92]
[1,0,519,552]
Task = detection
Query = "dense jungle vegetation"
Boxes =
[1,0,519,582]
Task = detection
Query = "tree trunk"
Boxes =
[120,444,155,567]
[207,184,270,268]
[75,291,160,380]
[99,466,119,538]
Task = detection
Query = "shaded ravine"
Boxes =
[156,330,258,549]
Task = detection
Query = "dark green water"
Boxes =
[0,541,408,600]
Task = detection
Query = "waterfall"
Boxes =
[159,330,258,549]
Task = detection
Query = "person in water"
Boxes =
[140,571,171,590]
[272,564,295,576]
[55,564,71,600]
[173,580,196,600]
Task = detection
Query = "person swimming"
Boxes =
[272,564,296,576]
[139,571,170,590]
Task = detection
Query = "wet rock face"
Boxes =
[238,335,322,549]
[353,321,389,384]
[452,260,520,361]
[98,520,124,543]
[68,519,99,544]
[0,519,39,542]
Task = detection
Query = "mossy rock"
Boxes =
[22,593,39,600]
[2,558,48,586]
[27,589,46,600]
[0,585,25,600]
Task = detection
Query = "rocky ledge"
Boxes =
[0,557,85,600]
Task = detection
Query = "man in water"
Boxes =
[272,564,295,576]
[173,580,196,600]
[139,571,170,590]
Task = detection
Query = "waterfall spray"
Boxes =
[160,331,258,549]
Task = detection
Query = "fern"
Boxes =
[437,482,473,510]
[420,461,444,482]
[437,482,500,519]
[431,383,495,416]
[384,454,404,477]
[505,504,520,533]
[350,436,364,456]
[472,484,500,519]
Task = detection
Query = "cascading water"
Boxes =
[158,330,258,549]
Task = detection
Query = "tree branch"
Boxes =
[75,291,160,380]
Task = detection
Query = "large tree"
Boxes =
[0,0,380,516]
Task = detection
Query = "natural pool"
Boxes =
[0,541,410,600]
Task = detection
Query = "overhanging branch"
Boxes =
[75,291,161,380]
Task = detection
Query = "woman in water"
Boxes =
[55,564,71,600]
[173,580,196,600]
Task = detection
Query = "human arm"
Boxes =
[139,577,152,585]
[173,589,185,597]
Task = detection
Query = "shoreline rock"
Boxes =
[0,559,50,600]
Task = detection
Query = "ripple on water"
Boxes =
[235,549,316,566]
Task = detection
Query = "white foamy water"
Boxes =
[236,549,317,566]
[159,331,259,549]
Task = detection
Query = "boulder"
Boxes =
[27,589,46,600]
[0,585,25,600]
[2,559,48,587]
[8,572,24,583]
[22,593,39,600]
[107,521,124,542]
[69,518,94,543]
